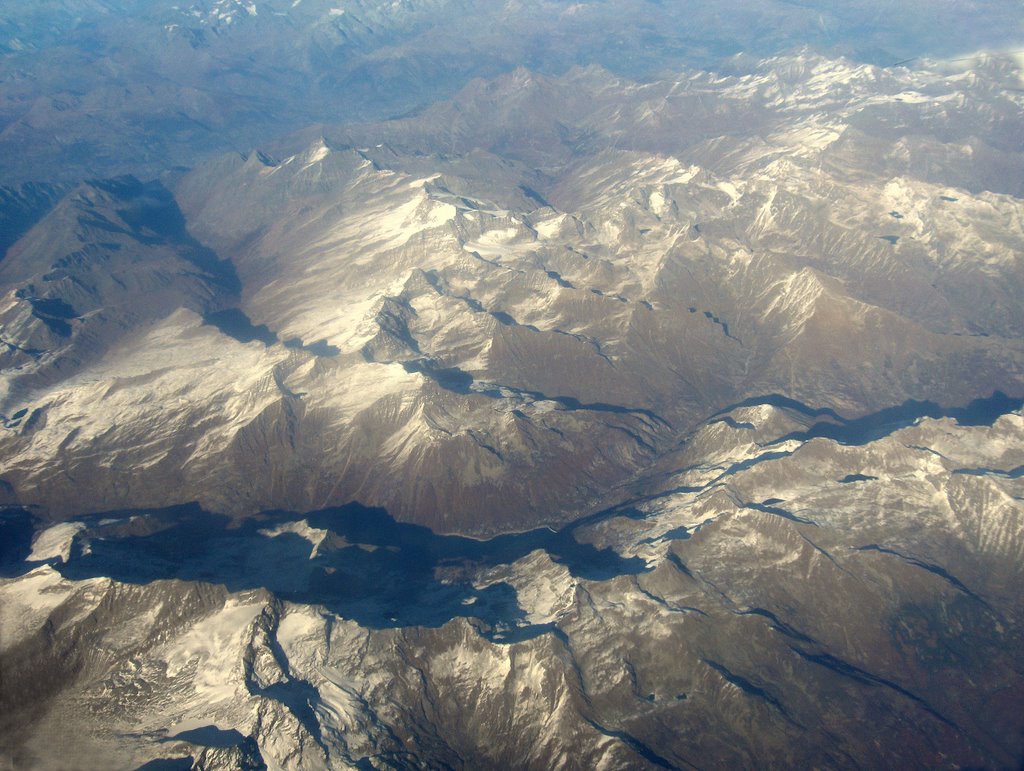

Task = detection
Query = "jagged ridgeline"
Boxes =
[1,2,1024,768]
[2,55,1023,533]
[3,395,1023,767]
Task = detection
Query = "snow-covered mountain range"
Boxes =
[2,395,1022,768]
[1,54,1021,533]
[1,12,1023,770]
[1,0,1021,182]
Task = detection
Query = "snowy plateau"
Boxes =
[0,38,1023,771]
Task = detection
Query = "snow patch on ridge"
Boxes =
[0,566,86,652]
[28,522,86,563]
[259,520,330,557]
[163,597,265,702]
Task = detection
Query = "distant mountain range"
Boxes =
[1,0,1022,182]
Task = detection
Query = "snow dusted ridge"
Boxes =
[0,49,1022,768]
[1,53,1022,534]
[1,402,1022,768]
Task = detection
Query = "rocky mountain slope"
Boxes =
[1,21,1024,769]
[2,397,1022,768]
[0,53,1021,534]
